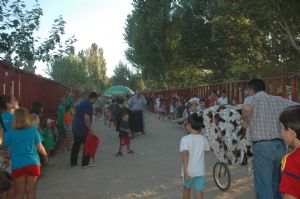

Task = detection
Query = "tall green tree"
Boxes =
[49,54,88,91]
[79,43,108,92]
[0,0,76,73]
[125,0,175,89]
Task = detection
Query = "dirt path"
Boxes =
[37,112,255,199]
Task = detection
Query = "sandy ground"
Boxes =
[37,112,255,199]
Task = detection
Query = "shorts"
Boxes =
[11,165,40,179]
[184,176,205,191]
[120,136,130,145]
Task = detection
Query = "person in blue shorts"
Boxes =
[179,113,210,199]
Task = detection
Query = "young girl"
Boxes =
[42,119,55,156]
[63,105,73,150]
[2,108,48,199]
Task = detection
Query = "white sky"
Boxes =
[31,0,133,77]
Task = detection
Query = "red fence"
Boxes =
[0,61,78,116]
[144,74,300,104]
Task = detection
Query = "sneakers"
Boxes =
[81,163,96,169]
[115,152,123,156]
[128,150,135,154]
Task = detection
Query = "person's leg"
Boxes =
[25,176,38,199]
[194,176,205,199]
[183,178,193,199]
[14,176,26,199]
[253,141,276,199]
[81,135,90,166]
[195,191,203,199]
[70,135,81,165]
[183,187,191,199]
[141,111,145,133]
[272,140,286,199]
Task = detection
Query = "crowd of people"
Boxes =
[1,78,300,199]
[0,91,88,199]
[177,79,300,199]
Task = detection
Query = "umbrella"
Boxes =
[103,85,135,96]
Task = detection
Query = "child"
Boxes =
[63,105,73,150]
[0,168,13,196]
[115,112,134,156]
[42,119,55,156]
[179,113,210,199]
[2,108,48,199]
[279,105,300,199]
[159,100,167,121]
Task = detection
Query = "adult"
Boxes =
[71,92,98,168]
[128,91,147,134]
[242,79,298,199]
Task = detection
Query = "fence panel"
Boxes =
[0,62,79,116]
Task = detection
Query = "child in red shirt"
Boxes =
[279,105,300,199]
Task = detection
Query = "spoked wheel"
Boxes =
[213,162,231,191]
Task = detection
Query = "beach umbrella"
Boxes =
[103,85,135,96]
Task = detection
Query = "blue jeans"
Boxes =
[253,139,286,199]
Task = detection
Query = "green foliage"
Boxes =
[125,0,175,89]
[49,43,109,93]
[125,0,300,90]
[110,61,144,91]
[50,54,88,91]
[0,0,76,73]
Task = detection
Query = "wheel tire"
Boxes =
[213,162,231,191]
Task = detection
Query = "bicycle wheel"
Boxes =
[213,162,231,191]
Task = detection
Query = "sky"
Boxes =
[31,0,133,77]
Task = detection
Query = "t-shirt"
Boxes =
[72,99,93,136]
[2,127,42,170]
[57,103,65,127]
[64,112,72,125]
[119,120,130,138]
[1,112,13,132]
[179,134,210,177]
[279,147,300,198]
[218,97,228,105]
[64,96,73,106]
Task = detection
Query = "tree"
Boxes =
[124,0,175,89]
[49,54,88,91]
[125,0,300,89]
[110,61,143,91]
[0,0,76,73]
[79,43,108,92]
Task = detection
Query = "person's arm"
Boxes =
[36,143,48,164]
[182,150,190,180]
[242,104,253,123]
[283,194,297,199]
[84,114,93,133]
[36,143,47,157]
[0,128,4,146]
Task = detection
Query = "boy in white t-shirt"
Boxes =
[180,113,210,199]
